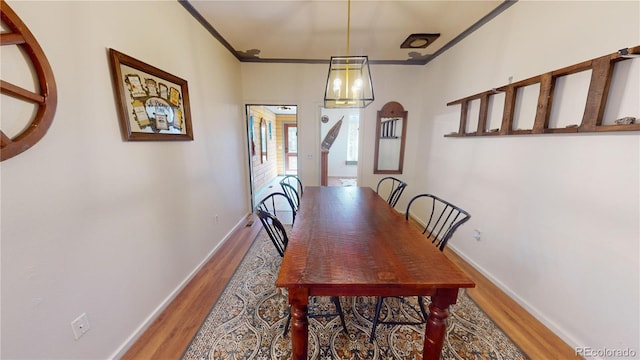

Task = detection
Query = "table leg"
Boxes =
[422,288,459,360]
[288,288,309,360]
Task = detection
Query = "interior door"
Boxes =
[284,123,297,175]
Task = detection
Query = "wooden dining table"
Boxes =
[275,186,475,359]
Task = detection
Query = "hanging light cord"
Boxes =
[346,0,351,57]
[344,0,351,98]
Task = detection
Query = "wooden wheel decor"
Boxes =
[1,0,57,161]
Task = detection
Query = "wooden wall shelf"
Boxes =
[446,46,640,137]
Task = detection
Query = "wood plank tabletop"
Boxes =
[276,186,474,296]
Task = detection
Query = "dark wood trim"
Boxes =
[179,0,516,66]
[178,0,241,61]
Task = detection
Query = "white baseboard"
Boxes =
[408,211,584,352]
[109,214,252,359]
[447,243,584,352]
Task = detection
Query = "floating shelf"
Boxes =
[446,46,640,137]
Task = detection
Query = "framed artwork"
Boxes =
[260,118,268,163]
[108,48,193,141]
[249,114,255,155]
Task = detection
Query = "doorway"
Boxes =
[319,107,361,187]
[283,123,298,175]
[246,104,298,210]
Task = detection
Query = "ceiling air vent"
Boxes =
[400,33,440,49]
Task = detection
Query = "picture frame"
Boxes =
[260,117,268,163]
[108,48,193,141]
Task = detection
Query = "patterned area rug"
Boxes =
[182,229,528,359]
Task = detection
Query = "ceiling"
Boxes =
[182,1,516,65]
[263,105,298,115]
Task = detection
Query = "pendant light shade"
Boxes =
[324,55,374,108]
[323,0,374,108]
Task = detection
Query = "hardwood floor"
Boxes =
[123,213,579,359]
[122,215,262,360]
[443,248,580,359]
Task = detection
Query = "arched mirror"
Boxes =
[260,118,268,163]
[374,101,407,174]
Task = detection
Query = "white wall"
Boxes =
[241,62,423,196]
[1,1,249,359]
[3,1,637,358]
[242,1,640,355]
[412,0,639,354]
[241,63,332,187]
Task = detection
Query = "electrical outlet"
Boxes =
[71,313,90,340]
[473,229,482,241]
[215,214,219,224]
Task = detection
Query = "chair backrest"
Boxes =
[280,182,300,214]
[280,175,303,196]
[255,192,296,225]
[256,209,289,257]
[376,176,407,208]
[405,194,471,252]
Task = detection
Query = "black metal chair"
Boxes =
[369,193,471,342]
[280,174,303,196]
[255,209,348,336]
[376,176,407,208]
[256,192,296,225]
[279,182,300,224]
[256,209,289,257]
[406,194,471,251]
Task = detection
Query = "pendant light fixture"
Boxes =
[323,0,374,108]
